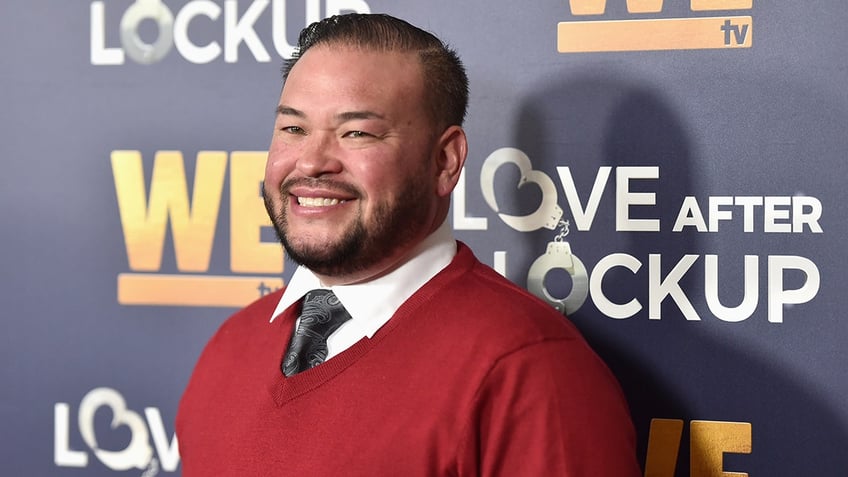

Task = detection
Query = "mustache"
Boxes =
[278,177,362,198]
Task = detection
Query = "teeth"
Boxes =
[297,197,343,207]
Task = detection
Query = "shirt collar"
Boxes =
[269,219,456,338]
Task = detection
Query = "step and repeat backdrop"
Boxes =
[2,1,846,475]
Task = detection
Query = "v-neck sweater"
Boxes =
[176,243,640,476]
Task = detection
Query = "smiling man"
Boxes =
[177,13,640,476]
[265,43,454,286]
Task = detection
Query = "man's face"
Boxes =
[264,45,442,284]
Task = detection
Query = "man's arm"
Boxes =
[455,337,641,476]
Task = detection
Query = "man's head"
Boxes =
[282,13,468,131]
[264,13,469,285]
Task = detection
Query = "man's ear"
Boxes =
[434,125,468,198]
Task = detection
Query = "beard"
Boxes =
[264,173,432,279]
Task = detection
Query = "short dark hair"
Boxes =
[282,13,469,129]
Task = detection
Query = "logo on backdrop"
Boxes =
[90,0,372,65]
[452,147,823,323]
[644,419,752,476]
[54,388,179,474]
[557,0,753,53]
[112,146,824,319]
[112,150,284,307]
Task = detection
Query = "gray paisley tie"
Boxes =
[282,289,352,377]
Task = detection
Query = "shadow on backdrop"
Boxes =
[506,68,848,474]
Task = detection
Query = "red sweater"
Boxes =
[177,243,640,476]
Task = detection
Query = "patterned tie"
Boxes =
[282,289,352,377]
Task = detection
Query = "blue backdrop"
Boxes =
[2,1,845,475]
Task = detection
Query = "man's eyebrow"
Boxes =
[276,105,304,117]
[275,107,385,122]
[336,111,385,122]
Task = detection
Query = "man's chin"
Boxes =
[286,253,363,279]
[285,240,341,261]
[282,235,363,270]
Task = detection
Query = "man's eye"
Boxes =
[281,126,305,134]
[345,131,370,138]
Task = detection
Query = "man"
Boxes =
[177,13,640,476]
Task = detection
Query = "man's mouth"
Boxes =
[296,196,348,207]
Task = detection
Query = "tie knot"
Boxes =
[300,289,343,324]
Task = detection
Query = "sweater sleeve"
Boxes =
[455,338,641,477]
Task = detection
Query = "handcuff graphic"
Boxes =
[527,219,589,315]
[480,148,589,315]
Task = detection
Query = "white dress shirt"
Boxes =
[269,219,457,360]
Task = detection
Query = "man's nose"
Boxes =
[296,133,343,177]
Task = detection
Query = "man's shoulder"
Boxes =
[214,287,287,335]
[426,243,581,343]
[444,243,558,312]
[188,287,288,367]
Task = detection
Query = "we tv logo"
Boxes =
[111,150,284,308]
[558,0,753,53]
